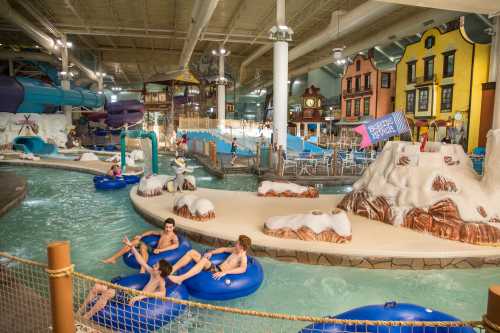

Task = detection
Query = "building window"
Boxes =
[381,73,391,88]
[363,97,370,116]
[364,73,371,90]
[346,100,352,116]
[424,56,434,81]
[407,61,416,84]
[406,90,415,113]
[356,60,361,71]
[441,85,453,112]
[354,99,361,116]
[418,87,429,111]
[443,51,455,78]
[425,36,435,49]
[347,78,352,93]
[355,76,361,92]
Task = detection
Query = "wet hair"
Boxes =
[238,235,252,251]
[164,218,175,228]
[233,137,237,141]
[157,260,172,278]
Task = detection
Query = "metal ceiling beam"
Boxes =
[61,0,99,53]
[374,45,396,62]
[247,8,460,90]
[374,0,500,15]
[178,0,220,69]
[0,0,98,81]
[222,0,247,46]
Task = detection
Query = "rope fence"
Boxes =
[0,250,497,333]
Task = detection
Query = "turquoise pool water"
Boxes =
[157,155,352,194]
[0,166,498,322]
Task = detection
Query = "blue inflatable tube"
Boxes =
[299,302,476,333]
[123,174,141,184]
[91,273,189,333]
[182,253,264,300]
[93,176,127,190]
[123,235,192,269]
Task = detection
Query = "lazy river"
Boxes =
[0,166,498,321]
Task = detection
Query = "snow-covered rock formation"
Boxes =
[137,175,167,197]
[79,152,99,161]
[338,129,500,245]
[173,194,215,221]
[264,209,352,243]
[257,181,319,198]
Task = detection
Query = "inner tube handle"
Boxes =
[384,301,397,308]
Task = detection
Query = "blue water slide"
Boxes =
[287,134,330,154]
[0,75,104,113]
[12,136,57,155]
[179,131,255,157]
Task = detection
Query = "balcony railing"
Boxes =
[415,75,437,86]
[342,87,373,98]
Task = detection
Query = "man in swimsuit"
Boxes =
[78,236,173,320]
[169,235,251,284]
[102,218,179,273]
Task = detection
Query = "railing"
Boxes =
[0,247,497,333]
[415,75,437,86]
[178,117,263,131]
[342,87,373,98]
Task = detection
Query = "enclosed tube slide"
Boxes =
[0,75,104,113]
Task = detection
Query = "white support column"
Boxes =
[270,0,293,151]
[8,59,14,76]
[316,122,321,140]
[60,34,72,128]
[493,18,500,130]
[296,123,301,137]
[273,40,288,150]
[217,52,226,130]
[489,17,498,82]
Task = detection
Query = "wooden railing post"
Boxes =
[47,241,75,333]
[485,285,500,333]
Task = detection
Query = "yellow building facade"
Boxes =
[395,25,490,152]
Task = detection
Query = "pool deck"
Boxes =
[130,187,500,270]
[0,171,27,217]
[0,153,143,176]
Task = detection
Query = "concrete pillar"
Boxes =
[296,123,301,137]
[493,17,500,129]
[217,53,225,130]
[60,34,72,128]
[316,122,321,141]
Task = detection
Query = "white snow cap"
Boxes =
[138,174,168,196]
[20,153,40,161]
[174,194,215,215]
[105,153,135,166]
[353,131,500,225]
[258,181,309,194]
[80,152,99,161]
[266,209,351,236]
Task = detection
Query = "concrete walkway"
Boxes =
[131,187,500,269]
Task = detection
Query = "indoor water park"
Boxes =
[0,0,500,333]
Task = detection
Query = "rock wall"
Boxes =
[339,129,500,245]
[0,113,68,148]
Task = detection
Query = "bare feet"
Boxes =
[101,258,116,264]
[168,275,183,285]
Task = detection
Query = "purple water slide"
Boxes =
[105,110,144,128]
[105,100,145,114]
[0,76,24,113]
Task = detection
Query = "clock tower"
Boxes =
[301,85,322,121]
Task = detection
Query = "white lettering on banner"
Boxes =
[367,118,396,140]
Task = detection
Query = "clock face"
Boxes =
[305,98,315,107]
